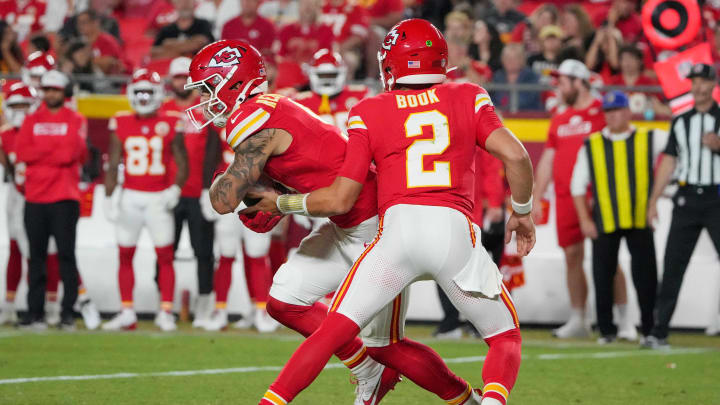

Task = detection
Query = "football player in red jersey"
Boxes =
[203,128,279,333]
[102,69,189,332]
[248,19,533,405]
[186,38,499,405]
[533,60,635,340]
[293,49,369,133]
[160,57,221,329]
[0,82,38,325]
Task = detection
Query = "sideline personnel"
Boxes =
[15,70,88,330]
[571,91,665,344]
[645,63,720,348]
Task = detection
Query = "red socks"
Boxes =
[243,253,272,304]
[264,311,360,403]
[45,253,60,302]
[214,256,234,308]
[156,245,175,312]
[118,246,136,306]
[266,298,366,361]
[5,240,22,302]
[481,328,522,405]
[367,339,471,403]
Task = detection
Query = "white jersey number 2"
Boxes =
[405,110,451,188]
[125,136,165,176]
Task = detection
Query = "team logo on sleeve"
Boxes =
[209,46,244,67]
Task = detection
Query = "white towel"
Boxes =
[453,224,504,298]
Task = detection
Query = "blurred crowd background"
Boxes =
[0,0,718,113]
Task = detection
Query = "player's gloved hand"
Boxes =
[239,211,284,233]
[161,184,182,210]
[200,189,218,221]
[104,190,120,223]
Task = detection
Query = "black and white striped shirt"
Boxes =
[664,102,720,185]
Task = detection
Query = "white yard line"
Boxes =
[0,348,713,386]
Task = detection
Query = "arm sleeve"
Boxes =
[663,118,679,157]
[339,128,372,183]
[570,145,590,196]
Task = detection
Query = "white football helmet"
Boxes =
[308,49,347,97]
[128,69,165,115]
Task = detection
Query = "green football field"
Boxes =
[1,323,718,404]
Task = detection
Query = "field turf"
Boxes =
[0,323,718,404]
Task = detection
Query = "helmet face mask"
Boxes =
[308,49,347,97]
[127,69,164,115]
[2,82,38,127]
[185,40,269,130]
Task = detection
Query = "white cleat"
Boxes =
[0,302,17,325]
[465,388,483,404]
[102,309,138,331]
[705,314,720,336]
[155,311,177,332]
[552,317,590,339]
[254,308,279,333]
[192,294,213,328]
[45,301,61,326]
[79,298,101,330]
[203,309,229,331]
[434,327,463,340]
[617,325,638,341]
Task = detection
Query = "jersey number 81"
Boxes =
[125,136,165,176]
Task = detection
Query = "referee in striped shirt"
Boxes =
[645,63,720,348]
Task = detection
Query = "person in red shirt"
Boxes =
[357,0,403,30]
[248,19,532,405]
[102,69,188,332]
[276,0,334,65]
[602,0,642,43]
[221,0,276,56]
[608,45,670,117]
[533,59,634,340]
[15,71,87,330]
[0,0,46,40]
[319,0,369,75]
[293,49,369,132]
[159,57,222,329]
[76,10,124,74]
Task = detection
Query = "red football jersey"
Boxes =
[0,125,21,192]
[545,98,605,196]
[225,93,377,228]
[293,85,369,133]
[320,2,369,43]
[161,99,208,198]
[340,82,503,218]
[110,111,183,192]
[14,105,87,203]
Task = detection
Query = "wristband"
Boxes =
[510,196,532,215]
[277,193,309,215]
